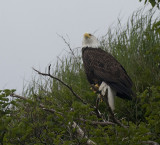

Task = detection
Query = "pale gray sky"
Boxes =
[0,0,147,92]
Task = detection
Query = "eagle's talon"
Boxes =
[90,84,100,93]
[95,84,99,88]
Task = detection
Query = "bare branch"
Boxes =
[57,34,75,57]
[72,121,96,145]
[10,93,28,101]
[39,104,63,115]
[33,67,87,105]
[79,118,115,126]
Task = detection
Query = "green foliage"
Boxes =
[0,8,160,144]
[140,86,160,143]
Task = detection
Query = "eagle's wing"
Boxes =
[82,47,133,99]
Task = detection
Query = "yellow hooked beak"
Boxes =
[84,33,91,38]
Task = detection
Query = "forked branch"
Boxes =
[33,66,87,105]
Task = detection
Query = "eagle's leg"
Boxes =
[95,84,99,88]
[90,84,104,102]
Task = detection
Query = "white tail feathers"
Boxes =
[99,82,116,111]
[108,86,116,110]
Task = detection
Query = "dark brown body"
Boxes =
[82,47,134,100]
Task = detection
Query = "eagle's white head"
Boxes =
[82,33,99,48]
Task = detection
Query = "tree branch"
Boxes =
[33,67,87,105]
[79,118,115,126]
[72,121,96,145]
[10,93,28,101]
[57,34,75,58]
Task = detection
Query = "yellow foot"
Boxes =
[95,84,99,88]
[90,84,100,93]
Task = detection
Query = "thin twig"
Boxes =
[39,104,63,115]
[10,93,28,101]
[33,67,87,105]
[57,34,75,57]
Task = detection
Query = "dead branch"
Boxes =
[10,93,28,101]
[33,66,87,105]
[39,104,63,115]
[79,118,115,126]
[72,121,96,145]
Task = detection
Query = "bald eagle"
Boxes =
[82,33,135,110]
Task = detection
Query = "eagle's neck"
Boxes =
[82,39,99,48]
[82,43,98,48]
